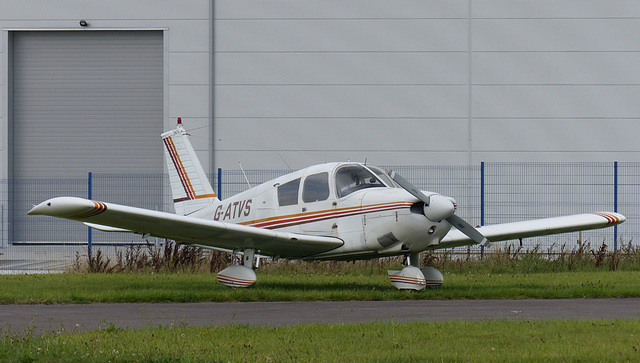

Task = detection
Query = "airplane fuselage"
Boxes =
[190,162,452,260]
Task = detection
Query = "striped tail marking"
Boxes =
[163,135,216,202]
[163,136,197,200]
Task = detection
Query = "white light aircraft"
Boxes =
[29,119,626,290]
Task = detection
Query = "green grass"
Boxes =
[0,240,621,304]
[2,244,639,361]
[1,270,639,304]
[2,319,640,362]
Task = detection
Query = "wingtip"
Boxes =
[479,237,490,248]
[27,200,51,215]
[592,212,626,226]
[27,197,105,219]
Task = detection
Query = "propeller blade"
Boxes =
[446,214,490,247]
[388,170,431,205]
[389,169,489,246]
[389,170,454,221]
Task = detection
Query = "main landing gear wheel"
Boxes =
[217,249,257,288]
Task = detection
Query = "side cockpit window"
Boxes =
[335,165,386,198]
[277,178,300,206]
[302,172,330,202]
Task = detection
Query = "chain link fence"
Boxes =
[0,162,634,272]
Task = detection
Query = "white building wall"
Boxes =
[214,0,471,169]
[1,0,639,173]
[0,0,212,179]
[472,1,640,163]
[214,0,640,170]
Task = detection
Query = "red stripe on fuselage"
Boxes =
[240,201,413,230]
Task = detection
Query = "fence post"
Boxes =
[480,162,485,226]
[0,204,3,249]
[614,161,618,251]
[480,162,485,258]
[217,168,222,200]
[88,172,92,261]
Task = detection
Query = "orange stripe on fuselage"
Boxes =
[238,201,413,230]
[173,194,218,203]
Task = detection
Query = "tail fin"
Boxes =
[162,119,219,215]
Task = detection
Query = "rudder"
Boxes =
[162,118,219,215]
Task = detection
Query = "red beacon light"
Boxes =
[176,117,187,133]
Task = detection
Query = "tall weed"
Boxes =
[73,240,230,273]
[73,239,640,275]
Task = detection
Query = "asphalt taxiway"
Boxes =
[1,298,639,334]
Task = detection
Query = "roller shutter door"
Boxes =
[10,30,164,243]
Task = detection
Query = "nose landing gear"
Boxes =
[387,252,443,291]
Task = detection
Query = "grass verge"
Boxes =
[0,270,639,304]
[1,240,637,303]
[2,319,640,362]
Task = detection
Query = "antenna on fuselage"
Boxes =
[238,162,252,189]
[278,153,292,171]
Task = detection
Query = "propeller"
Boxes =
[388,170,490,247]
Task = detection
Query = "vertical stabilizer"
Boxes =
[162,119,219,215]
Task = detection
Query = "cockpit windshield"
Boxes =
[367,166,398,188]
[335,165,392,198]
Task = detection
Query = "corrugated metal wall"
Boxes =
[10,30,164,243]
[11,31,164,178]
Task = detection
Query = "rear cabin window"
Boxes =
[277,178,300,206]
[302,172,330,202]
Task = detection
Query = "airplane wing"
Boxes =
[437,212,625,249]
[28,197,343,258]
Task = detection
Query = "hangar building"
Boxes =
[0,0,638,245]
